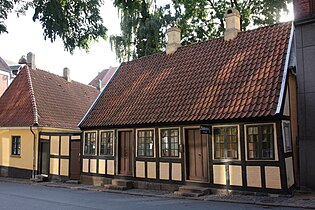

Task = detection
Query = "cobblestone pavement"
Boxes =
[0,177,314,209]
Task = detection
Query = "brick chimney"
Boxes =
[293,0,315,21]
[166,27,181,55]
[27,52,36,69]
[224,8,241,41]
[63,67,71,82]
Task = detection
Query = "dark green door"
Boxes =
[40,141,50,175]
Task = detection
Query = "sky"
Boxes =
[0,2,294,85]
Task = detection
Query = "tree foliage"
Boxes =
[0,0,107,53]
[111,0,291,61]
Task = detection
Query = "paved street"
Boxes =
[0,182,307,210]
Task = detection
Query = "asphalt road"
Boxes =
[0,182,304,210]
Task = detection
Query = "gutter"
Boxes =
[78,63,123,127]
[30,125,37,179]
[275,22,295,114]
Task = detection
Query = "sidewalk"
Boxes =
[0,177,314,209]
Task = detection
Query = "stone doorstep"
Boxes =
[111,179,133,188]
[103,179,134,191]
[174,186,211,197]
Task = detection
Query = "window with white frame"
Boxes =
[283,122,292,153]
[100,131,113,155]
[84,132,96,155]
[214,126,238,159]
[137,130,154,157]
[160,128,179,157]
[247,124,274,160]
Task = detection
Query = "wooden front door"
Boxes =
[118,131,134,176]
[70,140,81,180]
[186,129,209,182]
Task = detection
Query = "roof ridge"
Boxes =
[25,67,39,125]
[34,68,92,87]
[124,21,292,65]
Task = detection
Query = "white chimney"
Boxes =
[166,27,181,55]
[63,67,71,82]
[224,8,241,41]
[27,52,36,69]
[97,79,102,90]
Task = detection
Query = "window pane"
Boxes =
[137,130,154,157]
[85,132,96,155]
[100,131,113,155]
[247,125,274,160]
[247,126,259,159]
[214,127,238,159]
[161,129,179,157]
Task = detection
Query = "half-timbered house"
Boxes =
[79,10,297,194]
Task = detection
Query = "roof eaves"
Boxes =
[275,22,294,114]
[25,67,39,125]
[78,63,123,127]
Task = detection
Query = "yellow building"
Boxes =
[0,58,99,180]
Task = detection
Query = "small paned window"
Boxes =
[100,131,113,155]
[247,124,274,160]
[137,130,154,157]
[214,126,238,159]
[84,132,96,155]
[161,129,179,157]
[283,122,292,153]
[12,136,21,155]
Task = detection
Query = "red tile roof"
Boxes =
[0,66,99,129]
[89,67,117,88]
[80,22,292,128]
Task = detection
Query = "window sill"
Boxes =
[11,155,21,158]
[213,159,240,163]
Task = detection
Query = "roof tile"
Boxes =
[0,67,99,129]
[81,22,292,128]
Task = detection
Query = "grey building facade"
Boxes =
[294,0,315,189]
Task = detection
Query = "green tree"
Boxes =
[111,0,291,61]
[0,0,107,53]
[110,0,167,62]
[174,0,292,45]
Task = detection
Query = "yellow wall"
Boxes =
[50,136,59,155]
[136,161,145,178]
[60,159,69,176]
[160,162,169,180]
[246,166,262,188]
[229,165,242,186]
[0,129,39,171]
[99,159,106,174]
[213,165,226,185]
[265,166,281,189]
[0,127,79,178]
[285,157,295,188]
[147,162,156,179]
[60,136,69,156]
[50,158,59,175]
[107,160,115,175]
[172,163,181,181]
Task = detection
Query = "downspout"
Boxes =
[30,126,36,179]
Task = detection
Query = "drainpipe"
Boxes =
[30,126,36,179]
